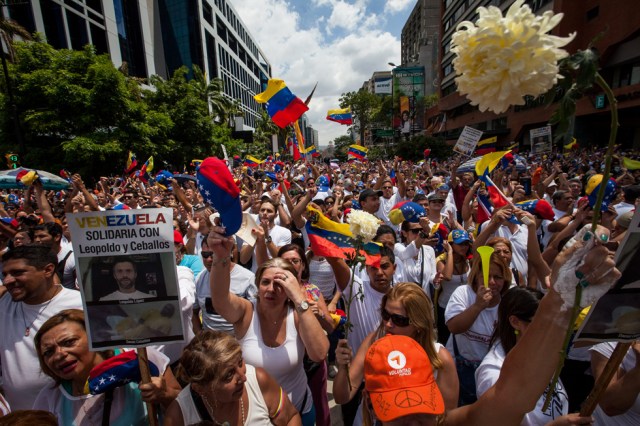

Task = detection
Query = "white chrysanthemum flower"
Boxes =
[348,210,380,243]
[451,0,576,113]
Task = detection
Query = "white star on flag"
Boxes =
[99,377,106,385]
[109,374,116,381]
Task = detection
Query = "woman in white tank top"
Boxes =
[164,330,300,426]
[206,228,329,426]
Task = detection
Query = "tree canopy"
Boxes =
[0,40,253,178]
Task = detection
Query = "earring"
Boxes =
[514,329,520,336]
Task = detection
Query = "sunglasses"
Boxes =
[201,251,214,259]
[408,228,421,234]
[381,309,411,327]
[382,186,393,189]
[123,195,134,200]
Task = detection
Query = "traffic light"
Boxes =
[5,153,19,169]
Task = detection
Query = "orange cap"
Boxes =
[364,335,444,422]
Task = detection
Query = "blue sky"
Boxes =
[230,0,416,146]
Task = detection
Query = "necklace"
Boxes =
[203,391,245,426]
[19,285,61,337]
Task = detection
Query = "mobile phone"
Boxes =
[520,177,532,196]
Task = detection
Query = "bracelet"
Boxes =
[212,256,231,267]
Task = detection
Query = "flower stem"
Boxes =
[542,285,583,411]
[343,255,358,392]
[590,72,619,229]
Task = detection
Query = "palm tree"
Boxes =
[191,64,233,123]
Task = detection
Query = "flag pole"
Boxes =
[137,347,158,426]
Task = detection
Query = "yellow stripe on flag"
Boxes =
[622,156,640,170]
[475,151,511,176]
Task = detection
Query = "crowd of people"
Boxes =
[0,145,637,426]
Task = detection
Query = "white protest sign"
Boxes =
[530,126,553,154]
[453,126,483,157]
[69,208,185,350]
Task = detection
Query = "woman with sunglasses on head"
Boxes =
[207,227,329,426]
[485,237,525,288]
[434,230,473,345]
[278,244,334,426]
[334,283,459,418]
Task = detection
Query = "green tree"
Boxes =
[1,41,173,177]
[339,89,381,145]
[332,135,353,161]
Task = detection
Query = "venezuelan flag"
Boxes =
[476,136,497,155]
[478,172,510,210]
[305,206,380,266]
[244,155,263,168]
[293,121,306,158]
[306,145,320,157]
[327,107,353,125]
[254,79,309,128]
[348,144,368,161]
[475,150,512,177]
[124,151,138,174]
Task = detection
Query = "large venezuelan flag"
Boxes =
[254,79,309,128]
[327,108,353,125]
[348,144,368,161]
[305,206,380,266]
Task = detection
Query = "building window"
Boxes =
[89,23,108,54]
[40,0,68,49]
[203,2,213,26]
[66,9,90,50]
[443,63,453,76]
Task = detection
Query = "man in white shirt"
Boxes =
[99,259,153,301]
[614,184,640,220]
[0,245,83,410]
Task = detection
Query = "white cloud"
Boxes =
[232,0,400,146]
[384,0,415,14]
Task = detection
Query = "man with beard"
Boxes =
[0,245,82,410]
[100,258,153,301]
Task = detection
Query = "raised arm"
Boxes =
[207,227,252,329]
[590,342,640,417]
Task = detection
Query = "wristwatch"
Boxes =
[265,236,273,244]
[419,231,428,239]
[296,300,309,313]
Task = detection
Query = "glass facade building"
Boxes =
[7,0,272,129]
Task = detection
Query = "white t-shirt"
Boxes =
[99,289,153,301]
[445,285,498,362]
[57,244,77,290]
[151,266,195,364]
[376,191,402,232]
[495,224,529,280]
[251,225,292,273]
[476,342,569,425]
[343,272,386,354]
[590,342,640,426]
[398,242,437,291]
[0,287,83,410]
[194,265,256,335]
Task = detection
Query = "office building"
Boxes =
[6,0,272,130]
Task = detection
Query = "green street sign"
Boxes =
[595,94,605,109]
[376,129,395,137]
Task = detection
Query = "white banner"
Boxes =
[453,126,484,157]
[69,208,184,350]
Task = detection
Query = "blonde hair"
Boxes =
[378,283,442,370]
[176,330,242,389]
[467,252,512,293]
[255,257,299,287]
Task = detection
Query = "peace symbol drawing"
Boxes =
[394,390,424,408]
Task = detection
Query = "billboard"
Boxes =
[392,67,425,139]
[374,78,392,95]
